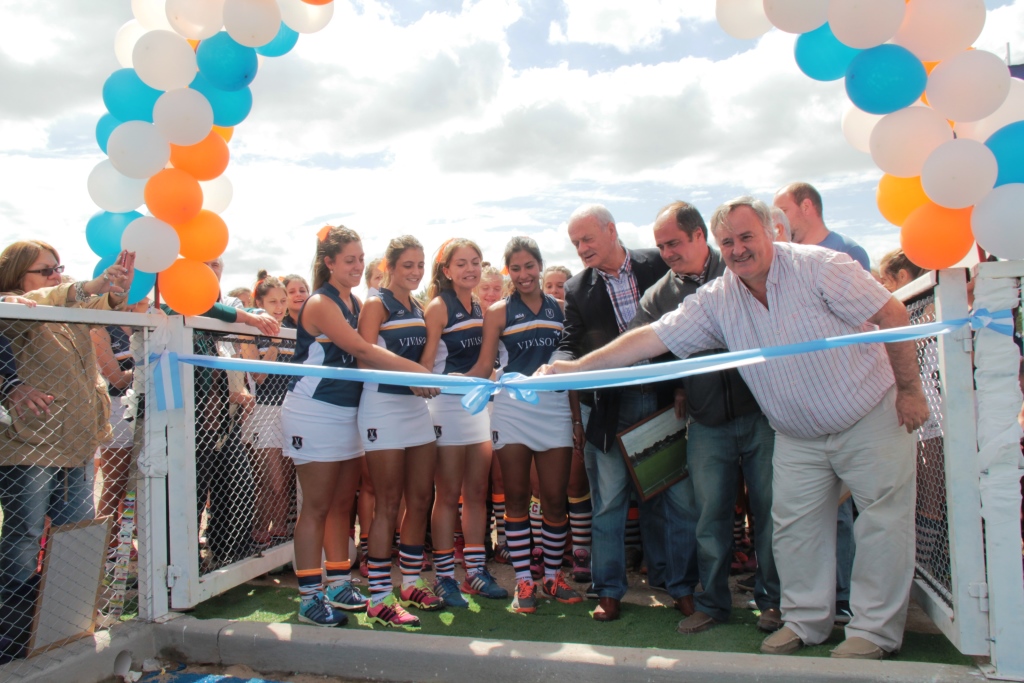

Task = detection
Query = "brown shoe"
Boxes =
[674,594,695,616]
[592,597,620,622]
[676,610,720,634]
[757,607,783,633]
[760,625,804,655]
[830,637,886,659]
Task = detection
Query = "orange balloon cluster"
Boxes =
[900,203,974,270]
[159,259,221,316]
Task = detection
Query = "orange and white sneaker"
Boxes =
[543,570,583,604]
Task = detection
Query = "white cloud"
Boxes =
[550,0,715,52]
[976,2,1024,64]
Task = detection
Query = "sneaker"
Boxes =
[298,594,347,627]
[367,594,421,628]
[584,583,599,600]
[493,543,511,565]
[835,600,854,624]
[454,535,465,566]
[543,571,583,604]
[400,579,445,611]
[434,575,469,608]
[529,547,544,581]
[462,568,509,599]
[359,555,369,578]
[325,580,368,611]
[571,548,591,584]
[511,579,537,614]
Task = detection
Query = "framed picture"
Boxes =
[616,405,688,502]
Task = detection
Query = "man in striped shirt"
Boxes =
[539,196,929,660]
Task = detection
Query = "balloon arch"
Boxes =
[87,0,1024,314]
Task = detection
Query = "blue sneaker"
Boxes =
[325,580,368,611]
[433,575,469,608]
[298,594,347,627]
[462,568,508,599]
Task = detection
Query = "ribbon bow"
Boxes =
[460,372,539,414]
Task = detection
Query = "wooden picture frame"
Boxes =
[616,405,688,502]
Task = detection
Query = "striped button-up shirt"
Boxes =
[650,243,895,439]
[597,254,640,333]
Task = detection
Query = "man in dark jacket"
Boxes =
[553,204,697,622]
[631,201,780,635]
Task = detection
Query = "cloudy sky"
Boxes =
[1,0,1022,297]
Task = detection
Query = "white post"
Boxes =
[973,263,1024,681]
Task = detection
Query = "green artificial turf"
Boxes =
[191,584,973,666]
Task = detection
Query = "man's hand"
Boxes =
[894,386,929,433]
[673,388,688,420]
[535,360,580,376]
[8,384,54,419]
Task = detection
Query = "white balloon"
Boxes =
[154,88,214,146]
[762,0,828,34]
[841,105,883,154]
[224,0,282,47]
[716,0,773,40]
[114,20,148,68]
[200,175,233,213]
[132,30,198,92]
[921,139,998,209]
[279,0,334,34]
[955,79,1024,143]
[88,160,147,213]
[107,121,171,180]
[869,106,954,178]
[132,0,174,31]
[892,0,986,62]
[828,0,904,49]
[166,0,225,40]
[926,50,1011,124]
[971,184,1024,260]
[122,216,182,273]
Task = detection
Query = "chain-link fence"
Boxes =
[190,329,296,576]
[0,302,154,679]
[905,293,953,603]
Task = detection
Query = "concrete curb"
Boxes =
[155,617,985,683]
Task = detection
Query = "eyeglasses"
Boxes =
[25,265,64,277]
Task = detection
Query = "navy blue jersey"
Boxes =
[106,325,134,397]
[365,288,426,395]
[252,336,294,406]
[432,288,483,375]
[497,292,564,377]
[288,283,362,407]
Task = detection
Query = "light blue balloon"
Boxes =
[795,23,861,82]
[256,23,299,57]
[95,113,121,154]
[86,211,141,258]
[845,44,926,115]
[189,73,253,127]
[102,68,162,123]
[93,255,156,306]
[196,32,258,92]
[985,121,1024,187]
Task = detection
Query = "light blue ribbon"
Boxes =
[154,310,1015,413]
[150,351,183,411]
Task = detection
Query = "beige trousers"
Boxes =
[772,386,917,651]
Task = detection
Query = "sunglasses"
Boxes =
[26,264,65,277]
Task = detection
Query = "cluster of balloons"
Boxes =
[87,0,334,314]
[716,0,1024,268]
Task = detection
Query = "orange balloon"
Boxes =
[159,259,220,316]
[176,210,229,261]
[900,202,974,270]
[170,131,229,181]
[877,174,929,226]
[145,168,203,226]
[187,39,199,51]
[213,126,233,143]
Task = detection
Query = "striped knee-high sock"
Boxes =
[434,548,456,580]
[366,556,393,606]
[464,545,486,579]
[541,517,569,581]
[492,494,506,545]
[505,515,532,582]
[359,533,369,559]
[625,501,642,550]
[324,560,352,589]
[568,494,592,554]
[398,544,424,587]
[296,568,322,603]
[529,496,543,550]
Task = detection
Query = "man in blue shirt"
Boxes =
[773,183,870,270]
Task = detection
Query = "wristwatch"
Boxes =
[75,282,91,302]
